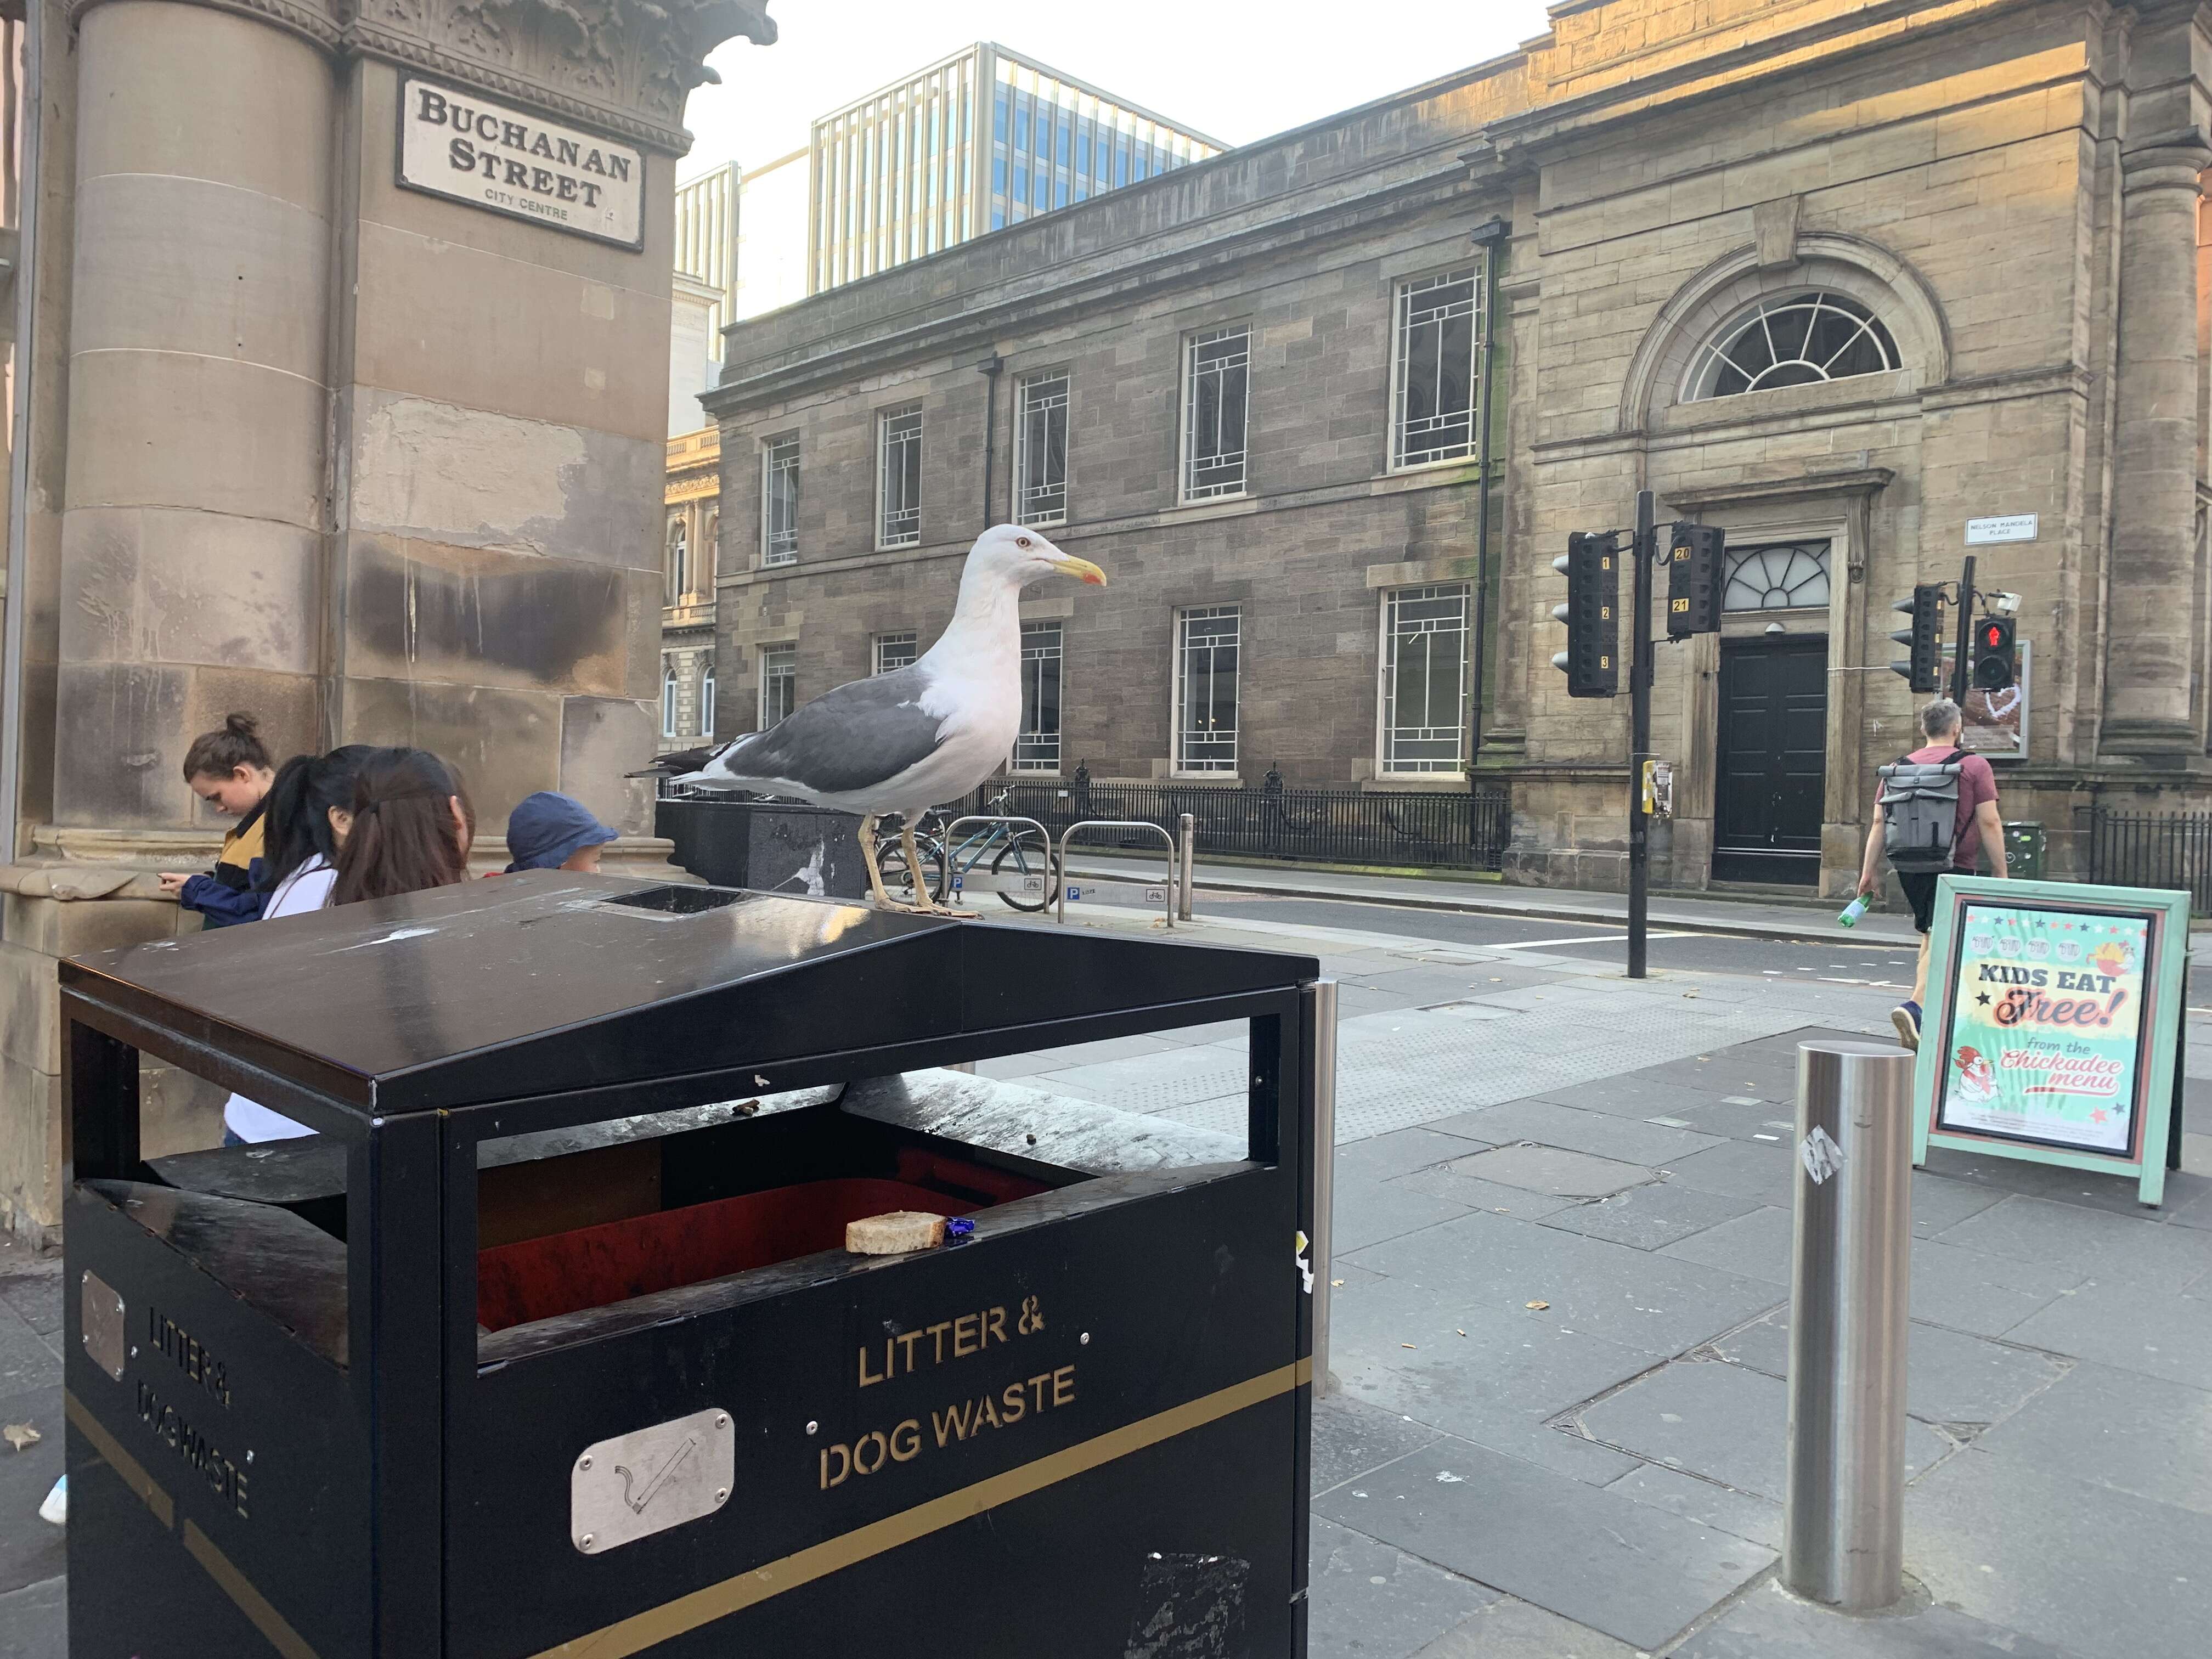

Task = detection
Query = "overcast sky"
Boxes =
[680,1,1554,179]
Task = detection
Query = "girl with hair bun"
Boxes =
[159,712,277,928]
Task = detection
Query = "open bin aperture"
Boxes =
[58,873,1324,1658]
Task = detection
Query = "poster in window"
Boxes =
[1937,640,2028,759]
[1933,899,2149,1155]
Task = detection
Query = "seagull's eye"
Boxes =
[1016,535,1032,549]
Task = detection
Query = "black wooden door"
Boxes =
[1713,638,1827,886]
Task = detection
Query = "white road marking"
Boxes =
[1492,931,1698,950]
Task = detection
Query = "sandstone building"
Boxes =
[0,0,774,1240]
[704,0,2212,904]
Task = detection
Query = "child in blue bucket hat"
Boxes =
[504,792,619,873]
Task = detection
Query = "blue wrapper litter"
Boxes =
[945,1217,975,1238]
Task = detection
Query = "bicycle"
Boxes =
[873,788,1060,912]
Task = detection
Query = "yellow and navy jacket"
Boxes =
[177,800,269,929]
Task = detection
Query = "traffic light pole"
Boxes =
[1628,488,1655,980]
[1949,554,1976,707]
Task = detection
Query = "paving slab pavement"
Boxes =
[2,894,2203,1659]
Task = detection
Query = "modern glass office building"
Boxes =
[809,42,1222,294]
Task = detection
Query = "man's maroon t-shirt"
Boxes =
[1905,743,1997,871]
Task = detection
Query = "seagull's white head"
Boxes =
[965,523,1108,591]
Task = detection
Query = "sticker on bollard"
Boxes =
[1799,1126,1845,1184]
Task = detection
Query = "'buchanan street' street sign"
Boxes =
[398,78,644,249]
[1912,874,2188,1205]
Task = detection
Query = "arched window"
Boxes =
[661,662,679,736]
[1683,290,1900,402]
[699,664,716,737]
[665,517,689,603]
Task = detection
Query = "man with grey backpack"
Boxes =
[1855,698,2007,1051]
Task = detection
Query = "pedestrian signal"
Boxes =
[1972,615,2016,691]
[1550,532,1620,698]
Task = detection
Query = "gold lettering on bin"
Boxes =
[857,1302,1028,1389]
[136,1380,250,1518]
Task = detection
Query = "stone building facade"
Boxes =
[0,0,774,1240]
[704,0,2212,905]
[704,69,1519,792]
[662,425,721,751]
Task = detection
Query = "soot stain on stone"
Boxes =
[352,551,620,685]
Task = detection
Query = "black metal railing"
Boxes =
[950,778,1510,872]
[2087,808,2212,911]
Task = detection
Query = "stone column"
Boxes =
[55,0,335,822]
[2102,133,2212,754]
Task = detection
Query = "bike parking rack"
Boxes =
[1056,819,1180,929]
[939,814,1056,905]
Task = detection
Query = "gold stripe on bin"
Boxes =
[64,1389,173,1529]
[534,1357,1312,1659]
[183,1520,322,1659]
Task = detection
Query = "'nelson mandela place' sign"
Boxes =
[398,78,644,249]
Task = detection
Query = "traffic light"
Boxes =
[1972,615,2017,691]
[1889,583,1944,693]
[1666,524,1723,639]
[1550,532,1620,698]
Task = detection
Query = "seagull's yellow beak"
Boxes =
[1051,555,1108,587]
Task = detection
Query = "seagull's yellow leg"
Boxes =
[904,820,979,918]
[856,814,897,909]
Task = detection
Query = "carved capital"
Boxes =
[347,0,776,153]
[71,0,777,154]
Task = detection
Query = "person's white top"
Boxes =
[221,855,337,1143]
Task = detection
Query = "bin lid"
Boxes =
[60,874,1316,1115]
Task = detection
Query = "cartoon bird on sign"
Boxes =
[1953,1045,1999,1104]
[2089,940,2134,979]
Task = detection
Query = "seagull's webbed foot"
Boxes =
[854,813,943,915]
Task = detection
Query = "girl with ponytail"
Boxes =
[221,744,373,1143]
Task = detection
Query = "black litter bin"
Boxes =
[59,872,1325,1658]
[656,794,871,900]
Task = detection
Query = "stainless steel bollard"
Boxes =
[1784,1040,1915,1611]
[1304,979,1339,1396]
[1177,814,1196,921]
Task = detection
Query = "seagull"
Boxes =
[669,524,1107,912]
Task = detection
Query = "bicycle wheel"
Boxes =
[878,832,950,905]
[991,832,1059,912]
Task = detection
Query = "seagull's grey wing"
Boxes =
[712,665,945,794]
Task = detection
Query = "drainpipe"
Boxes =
[1465,216,1510,794]
[977,354,1003,529]
[1,7,44,861]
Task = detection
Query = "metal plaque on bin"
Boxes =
[571,1407,735,1554]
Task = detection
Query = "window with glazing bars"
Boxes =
[758,644,796,729]
[664,517,689,603]
[1393,266,1483,468]
[878,405,923,546]
[1176,606,1240,773]
[761,436,799,566]
[1182,327,1249,501]
[874,632,917,675]
[699,665,716,738]
[1382,584,1470,773]
[1016,372,1069,525]
[661,662,680,737]
[1014,622,1063,772]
